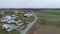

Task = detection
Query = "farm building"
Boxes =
[1,15,17,23]
[2,24,12,31]
[24,12,33,17]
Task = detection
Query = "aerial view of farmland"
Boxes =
[28,10,60,34]
[0,0,60,34]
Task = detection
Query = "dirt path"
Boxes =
[28,25,60,34]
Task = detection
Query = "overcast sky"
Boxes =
[0,0,60,8]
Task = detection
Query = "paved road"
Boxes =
[20,11,37,34]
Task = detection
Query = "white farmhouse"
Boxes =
[24,13,33,17]
[1,15,17,23]
[2,24,12,31]
[1,15,12,22]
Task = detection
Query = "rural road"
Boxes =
[20,11,37,34]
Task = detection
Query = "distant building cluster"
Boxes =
[0,10,33,31]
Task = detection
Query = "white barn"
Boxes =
[2,24,12,31]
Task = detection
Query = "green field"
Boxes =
[36,10,60,27]
[0,29,20,34]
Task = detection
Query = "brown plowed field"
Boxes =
[28,25,60,34]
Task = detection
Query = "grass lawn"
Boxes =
[0,25,20,34]
[35,10,60,27]
[0,26,7,34]
[11,29,20,34]
[0,29,7,34]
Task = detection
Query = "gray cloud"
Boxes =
[0,0,60,8]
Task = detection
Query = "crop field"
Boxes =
[28,10,60,34]
[28,25,60,34]
[36,10,60,27]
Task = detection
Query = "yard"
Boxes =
[0,29,7,34]
[0,29,20,34]
[11,29,20,34]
